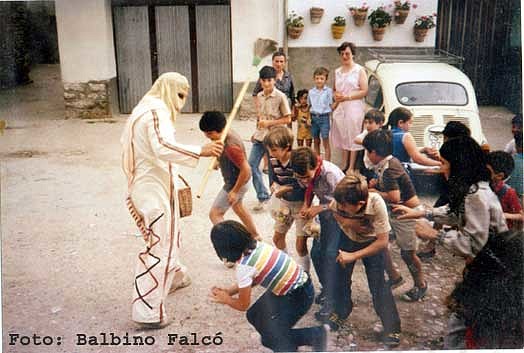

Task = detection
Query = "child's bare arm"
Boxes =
[336,231,388,265]
[258,114,292,129]
[210,285,251,311]
[504,211,524,222]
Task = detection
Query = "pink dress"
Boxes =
[330,64,365,151]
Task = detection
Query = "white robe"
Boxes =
[121,97,201,323]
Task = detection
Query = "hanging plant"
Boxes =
[394,1,415,24]
[348,3,369,27]
[413,13,436,42]
[286,11,305,39]
[331,16,346,39]
[368,6,392,41]
[310,7,324,24]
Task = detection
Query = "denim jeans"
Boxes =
[310,211,343,306]
[332,235,401,334]
[246,278,324,352]
[248,140,270,202]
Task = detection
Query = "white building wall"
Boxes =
[55,0,116,82]
[230,0,439,83]
[287,0,438,47]
[230,0,284,82]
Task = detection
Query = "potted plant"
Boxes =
[394,1,416,24]
[368,6,392,41]
[331,16,346,39]
[310,7,324,24]
[348,3,369,27]
[286,11,305,39]
[413,13,436,42]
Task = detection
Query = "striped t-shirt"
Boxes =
[236,242,307,296]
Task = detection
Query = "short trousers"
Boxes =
[212,184,249,212]
[388,205,424,251]
[310,113,330,139]
[274,199,307,237]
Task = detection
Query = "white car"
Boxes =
[364,49,487,150]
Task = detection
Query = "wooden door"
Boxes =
[155,6,193,113]
[113,6,152,114]
[195,5,232,112]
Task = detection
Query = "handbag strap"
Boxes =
[178,174,190,188]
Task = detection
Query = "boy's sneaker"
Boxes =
[312,324,329,352]
[252,200,268,211]
[314,304,332,322]
[315,288,326,305]
[401,282,428,302]
[386,276,405,290]
[383,332,401,347]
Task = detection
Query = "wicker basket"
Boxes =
[178,175,192,218]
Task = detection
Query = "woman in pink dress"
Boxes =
[331,42,369,173]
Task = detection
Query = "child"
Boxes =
[362,129,428,301]
[331,172,402,346]
[249,66,292,211]
[354,109,385,183]
[386,107,441,167]
[290,147,345,326]
[263,126,310,271]
[504,114,522,155]
[308,67,333,161]
[508,130,523,199]
[293,89,312,147]
[487,151,523,229]
[209,220,328,352]
[199,111,261,243]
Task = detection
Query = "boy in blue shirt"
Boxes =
[308,67,334,161]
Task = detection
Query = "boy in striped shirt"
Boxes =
[210,221,328,352]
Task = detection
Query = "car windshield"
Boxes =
[396,82,468,106]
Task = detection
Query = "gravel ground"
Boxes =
[0,65,516,353]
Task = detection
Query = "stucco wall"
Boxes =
[231,0,284,83]
[287,0,438,47]
[55,0,116,82]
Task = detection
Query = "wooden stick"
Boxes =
[196,77,252,198]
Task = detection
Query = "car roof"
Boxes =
[364,60,473,88]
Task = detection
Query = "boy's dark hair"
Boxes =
[210,220,257,263]
[272,50,286,60]
[334,172,369,205]
[362,129,393,157]
[443,121,471,139]
[511,113,523,126]
[313,67,329,78]
[296,89,308,101]
[387,107,413,128]
[259,65,276,79]
[337,41,357,56]
[364,109,385,125]
[487,151,515,179]
[263,126,294,150]
[199,111,226,132]
[290,147,318,176]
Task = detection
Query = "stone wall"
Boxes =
[63,79,116,119]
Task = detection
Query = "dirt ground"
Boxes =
[0,65,516,353]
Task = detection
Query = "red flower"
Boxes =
[412,4,418,8]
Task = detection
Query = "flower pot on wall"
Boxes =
[371,26,386,41]
[310,7,324,24]
[394,9,409,24]
[352,10,367,26]
[331,24,346,39]
[287,25,304,39]
[413,27,428,42]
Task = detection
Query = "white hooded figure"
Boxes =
[121,72,222,326]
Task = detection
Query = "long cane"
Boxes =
[196,38,277,198]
